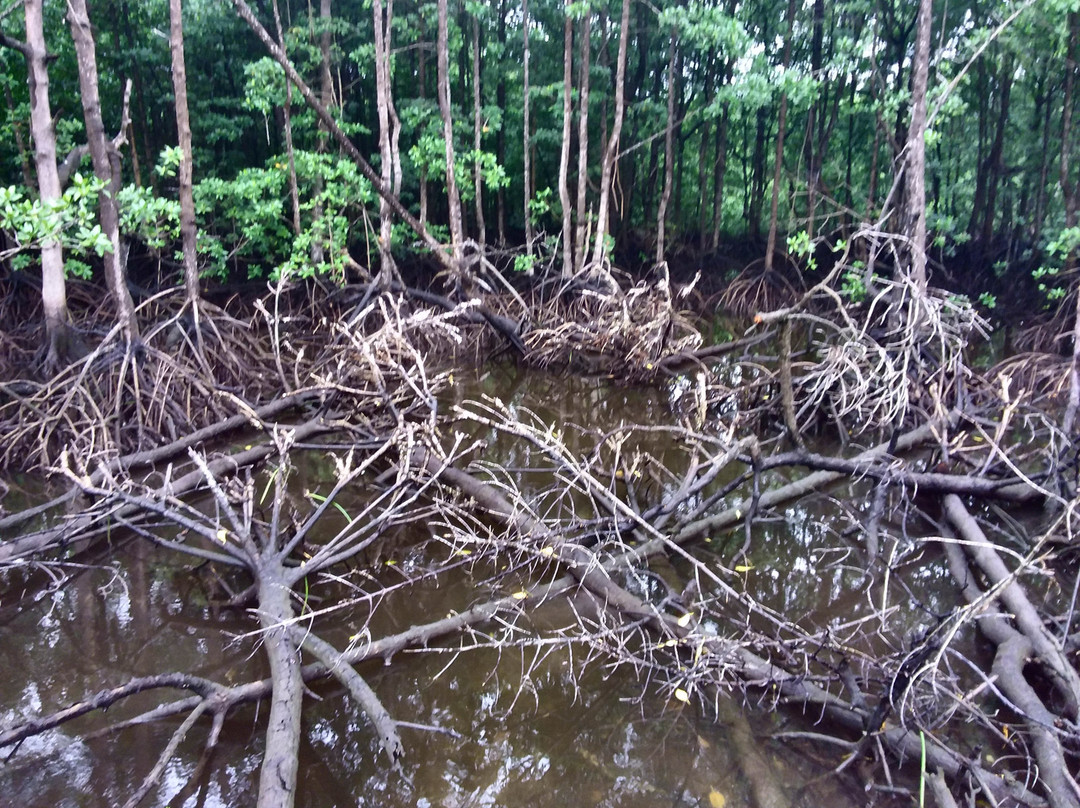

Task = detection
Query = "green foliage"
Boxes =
[1031,227,1080,307]
[786,231,817,271]
[841,269,867,303]
[117,185,181,251]
[191,151,374,281]
[513,253,536,274]
[0,173,111,273]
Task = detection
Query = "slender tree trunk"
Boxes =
[437,0,464,267]
[68,0,140,345]
[590,0,630,269]
[711,97,729,251]
[418,43,429,228]
[558,10,573,277]
[899,0,933,289]
[22,0,73,369]
[118,0,153,187]
[573,13,591,274]
[522,0,533,255]
[804,0,825,239]
[1032,70,1053,246]
[749,109,767,237]
[655,29,677,266]
[698,67,712,249]
[4,85,34,189]
[495,0,507,246]
[764,0,797,273]
[1060,13,1080,438]
[169,0,200,310]
[471,13,485,248]
[310,0,333,265]
[979,56,1013,249]
[373,0,398,280]
[272,0,301,236]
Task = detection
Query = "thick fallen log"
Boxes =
[943,493,1080,718]
[941,526,1080,808]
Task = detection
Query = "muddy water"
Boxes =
[0,366,926,808]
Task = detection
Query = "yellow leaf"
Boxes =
[540,546,555,557]
[735,564,754,573]
[677,612,693,627]
[386,559,397,566]
[512,590,529,600]
[455,549,472,556]
[674,688,690,703]
[708,789,726,808]
[215,529,228,544]
[697,734,711,750]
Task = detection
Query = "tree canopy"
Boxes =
[0,0,1075,303]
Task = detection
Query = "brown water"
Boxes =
[0,365,941,808]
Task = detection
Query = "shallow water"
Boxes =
[0,365,942,808]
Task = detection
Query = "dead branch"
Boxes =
[941,533,1080,808]
[943,493,1080,718]
[287,625,403,765]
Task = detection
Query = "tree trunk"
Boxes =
[310,0,333,265]
[1061,13,1080,439]
[67,0,140,346]
[495,0,506,247]
[254,563,303,808]
[573,13,591,274]
[558,9,573,277]
[748,108,768,237]
[522,0,533,255]
[655,29,676,266]
[698,66,712,249]
[4,84,34,190]
[169,0,200,310]
[710,97,729,251]
[1032,68,1053,247]
[418,41,429,228]
[978,55,1013,250]
[23,0,74,370]
[437,0,464,268]
[899,0,933,289]
[804,0,825,239]
[271,0,301,237]
[764,0,797,273]
[471,13,485,248]
[373,0,398,281]
[589,0,630,270]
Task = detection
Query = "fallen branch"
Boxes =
[943,493,1080,718]
[941,531,1080,808]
